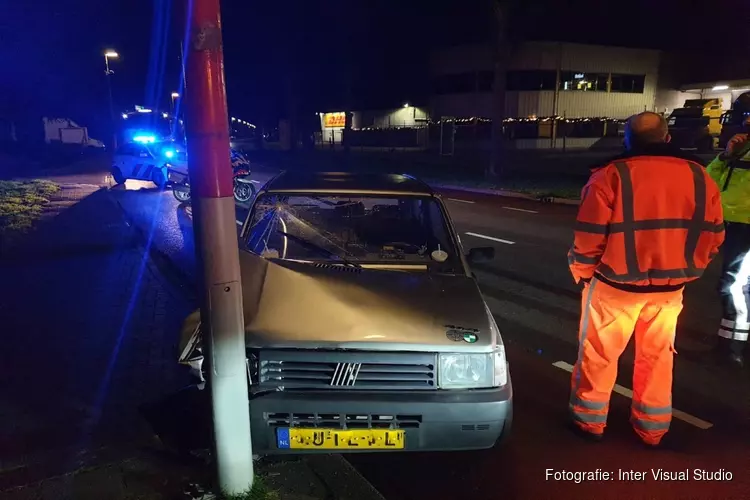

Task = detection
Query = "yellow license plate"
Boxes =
[277,428,405,450]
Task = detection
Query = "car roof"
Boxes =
[262,171,435,196]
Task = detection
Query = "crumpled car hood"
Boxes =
[236,252,496,352]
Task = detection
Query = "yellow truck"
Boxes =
[667,98,723,152]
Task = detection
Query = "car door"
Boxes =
[129,145,156,181]
[114,144,136,179]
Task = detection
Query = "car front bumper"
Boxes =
[249,371,513,454]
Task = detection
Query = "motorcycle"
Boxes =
[171,149,256,204]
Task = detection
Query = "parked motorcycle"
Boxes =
[171,149,256,204]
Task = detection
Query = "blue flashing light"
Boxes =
[133,135,156,144]
[164,149,175,158]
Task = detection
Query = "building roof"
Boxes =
[263,171,434,195]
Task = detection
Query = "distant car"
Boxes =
[111,141,187,188]
[177,171,513,455]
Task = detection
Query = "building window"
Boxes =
[477,70,494,92]
[560,72,608,92]
[432,73,476,95]
[506,70,557,91]
[610,74,646,93]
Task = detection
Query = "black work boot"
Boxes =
[567,421,603,443]
[715,337,745,369]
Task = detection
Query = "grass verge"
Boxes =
[220,476,280,500]
[0,179,61,235]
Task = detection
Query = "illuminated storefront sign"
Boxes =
[322,112,346,128]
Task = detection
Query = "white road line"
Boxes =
[552,361,713,430]
[446,198,475,204]
[236,220,243,226]
[465,232,515,245]
[503,206,538,214]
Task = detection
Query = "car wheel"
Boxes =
[152,168,167,189]
[111,167,126,185]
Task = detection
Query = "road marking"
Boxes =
[250,180,261,184]
[446,198,475,204]
[236,220,243,226]
[465,232,515,245]
[552,361,713,430]
[503,206,538,214]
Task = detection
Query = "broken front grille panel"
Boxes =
[258,350,437,390]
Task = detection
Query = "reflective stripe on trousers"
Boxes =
[718,318,750,341]
[569,277,683,444]
[718,222,750,341]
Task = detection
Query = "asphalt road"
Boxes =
[110,169,750,500]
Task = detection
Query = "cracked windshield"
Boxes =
[246,194,458,270]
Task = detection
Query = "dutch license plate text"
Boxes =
[276,428,404,450]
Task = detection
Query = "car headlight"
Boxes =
[438,353,493,389]
[438,346,507,389]
[437,304,509,390]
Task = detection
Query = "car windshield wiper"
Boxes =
[276,230,361,268]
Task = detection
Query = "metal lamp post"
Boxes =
[183,0,254,495]
[104,50,119,149]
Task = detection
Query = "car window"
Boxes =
[244,193,461,272]
[117,144,150,157]
[116,144,138,156]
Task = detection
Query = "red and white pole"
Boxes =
[183,0,253,494]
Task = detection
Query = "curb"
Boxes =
[304,455,386,500]
[433,184,581,206]
[111,197,198,299]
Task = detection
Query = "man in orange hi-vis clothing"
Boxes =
[567,112,725,447]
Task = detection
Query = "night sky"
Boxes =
[3,0,750,137]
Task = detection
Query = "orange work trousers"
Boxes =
[569,277,683,445]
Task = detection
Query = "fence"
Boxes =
[312,116,628,152]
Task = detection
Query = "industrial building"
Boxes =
[315,41,750,150]
[429,41,661,120]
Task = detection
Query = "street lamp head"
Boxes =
[171,92,180,98]
[105,51,119,58]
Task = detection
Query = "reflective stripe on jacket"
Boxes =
[569,155,725,290]
[706,145,750,224]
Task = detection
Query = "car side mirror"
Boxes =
[467,246,494,263]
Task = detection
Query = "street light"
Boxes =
[104,50,119,149]
[170,92,180,114]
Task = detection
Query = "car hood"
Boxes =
[237,252,497,352]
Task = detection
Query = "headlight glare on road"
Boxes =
[438,353,493,389]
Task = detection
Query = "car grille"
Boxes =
[258,350,437,390]
[266,412,422,430]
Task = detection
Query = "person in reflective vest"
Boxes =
[706,125,750,368]
[567,112,725,447]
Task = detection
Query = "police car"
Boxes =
[111,138,188,189]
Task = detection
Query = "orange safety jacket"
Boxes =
[569,151,725,291]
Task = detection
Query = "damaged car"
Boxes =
[178,171,513,454]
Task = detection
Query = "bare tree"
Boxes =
[488,0,510,180]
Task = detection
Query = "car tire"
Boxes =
[112,167,126,185]
[152,168,167,189]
